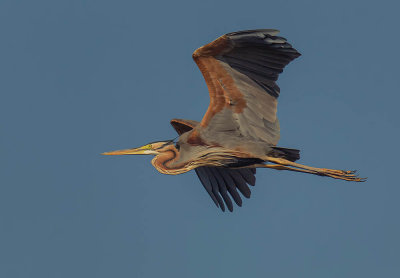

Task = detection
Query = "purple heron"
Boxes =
[103,29,365,211]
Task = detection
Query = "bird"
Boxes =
[103,29,365,212]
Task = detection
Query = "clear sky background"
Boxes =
[1,0,399,277]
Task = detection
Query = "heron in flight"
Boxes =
[103,29,365,211]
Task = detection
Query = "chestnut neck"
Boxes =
[151,145,191,175]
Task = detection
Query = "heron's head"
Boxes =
[102,140,176,156]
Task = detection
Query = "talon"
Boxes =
[343,170,355,175]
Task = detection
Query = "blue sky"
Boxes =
[1,0,399,277]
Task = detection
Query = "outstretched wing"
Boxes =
[193,29,300,145]
[170,119,257,212]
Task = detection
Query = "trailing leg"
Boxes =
[258,158,366,182]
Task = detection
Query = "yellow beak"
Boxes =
[102,144,157,155]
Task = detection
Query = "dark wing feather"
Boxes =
[228,170,251,198]
[209,167,233,212]
[204,167,225,211]
[170,119,199,135]
[195,167,219,208]
[215,168,243,208]
[237,168,256,186]
[192,29,300,145]
[195,166,257,212]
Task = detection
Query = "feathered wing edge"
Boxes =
[195,167,256,212]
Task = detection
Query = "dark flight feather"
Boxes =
[195,166,258,211]
[228,170,251,198]
[217,168,243,208]
[210,167,233,212]
[195,167,219,208]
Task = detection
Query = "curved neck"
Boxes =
[151,145,191,175]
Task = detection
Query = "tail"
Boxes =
[271,147,300,162]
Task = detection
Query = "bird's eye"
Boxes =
[175,142,180,151]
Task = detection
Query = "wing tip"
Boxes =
[227,29,280,37]
[226,29,301,58]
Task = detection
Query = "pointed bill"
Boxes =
[102,144,157,155]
